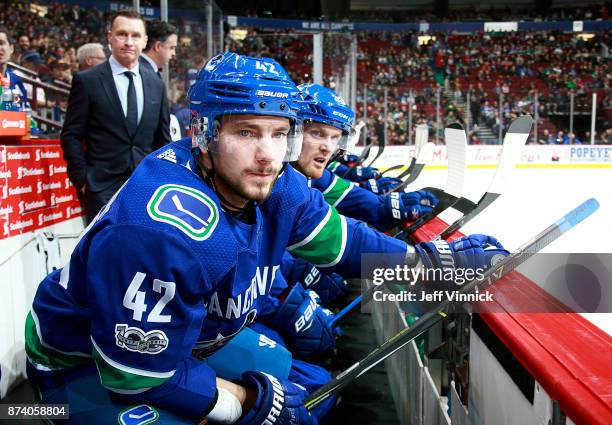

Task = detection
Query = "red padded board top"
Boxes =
[413,218,612,425]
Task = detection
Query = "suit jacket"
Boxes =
[61,60,171,193]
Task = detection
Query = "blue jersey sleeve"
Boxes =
[287,183,409,279]
[86,225,218,420]
[312,169,393,231]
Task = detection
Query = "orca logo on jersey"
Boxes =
[115,325,169,354]
[147,184,219,240]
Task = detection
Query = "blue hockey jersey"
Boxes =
[25,138,408,419]
[310,168,395,231]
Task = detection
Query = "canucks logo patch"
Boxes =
[118,404,159,425]
[147,184,219,240]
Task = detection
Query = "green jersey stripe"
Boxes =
[25,312,90,370]
[328,161,340,172]
[288,208,347,267]
[92,339,173,391]
[320,175,355,208]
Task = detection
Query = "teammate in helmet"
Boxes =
[25,53,507,425]
[293,83,438,231]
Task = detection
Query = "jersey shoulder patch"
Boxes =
[146,183,219,240]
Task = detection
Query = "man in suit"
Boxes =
[140,20,177,77]
[61,10,171,222]
[140,20,181,140]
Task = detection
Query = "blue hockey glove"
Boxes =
[416,234,509,272]
[282,257,349,308]
[385,190,438,222]
[236,371,316,425]
[342,165,381,182]
[337,154,359,166]
[272,284,337,359]
[361,177,402,194]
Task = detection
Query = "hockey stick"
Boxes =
[379,124,429,179]
[379,164,405,176]
[332,118,531,325]
[386,142,435,194]
[305,197,600,409]
[393,123,468,239]
[330,128,463,325]
[340,121,370,178]
[434,115,533,240]
[363,122,387,168]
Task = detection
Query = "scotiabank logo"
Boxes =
[35,149,60,161]
[37,181,61,194]
[19,199,47,214]
[17,167,44,179]
[48,165,67,176]
[51,194,73,205]
[2,119,25,129]
[38,211,63,226]
[65,205,82,218]
[0,205,14,215]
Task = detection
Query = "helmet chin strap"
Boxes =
[196,149,255,215]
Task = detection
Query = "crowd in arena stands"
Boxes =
[342,4,609,23]
[228,28,611,145]
[1,0,610,144]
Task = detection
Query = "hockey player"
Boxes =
[294,83,437,232]
[274,84,439,313]
[25,53,507,424]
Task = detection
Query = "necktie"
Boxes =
[124,71,138,137]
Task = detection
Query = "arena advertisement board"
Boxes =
[0,145,82,240]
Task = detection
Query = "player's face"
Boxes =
[209,115,290,206]
[296,122,342,179]
[0,32,14,65]
[108,17,147,68]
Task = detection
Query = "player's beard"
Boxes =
[215,164,281,205]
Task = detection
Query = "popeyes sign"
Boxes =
[0,111,27,137]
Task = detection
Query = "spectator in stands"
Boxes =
[14,34,30,62]
[61,10,170,222]
[555,130,569,145]
[49,59,72,85]
[0,27,28,103]
[538,128,554,144]
[140,19,177,77]
[567,132,582,144]
[18,51,50,105]
[76,43,106,71]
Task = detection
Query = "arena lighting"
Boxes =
[418,35,436,46]
[576,33,595,41]
[229,28,248,41]
[30,4,48,17]
[180,35,192,47]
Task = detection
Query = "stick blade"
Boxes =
[507,115,533,134]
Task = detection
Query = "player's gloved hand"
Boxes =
[300,268,348,308]
[384,190,438,222]
[284,258,349,308]
[342,165,381,182]
[337,153,359,166]
[361,177,402,194]
[272,284,337,359]
[236,371,316,425]
[416,234,509,271]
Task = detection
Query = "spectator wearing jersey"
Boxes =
[0,28,28,104]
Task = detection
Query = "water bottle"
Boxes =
[23,101,32,135]
[1,79,13,111]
